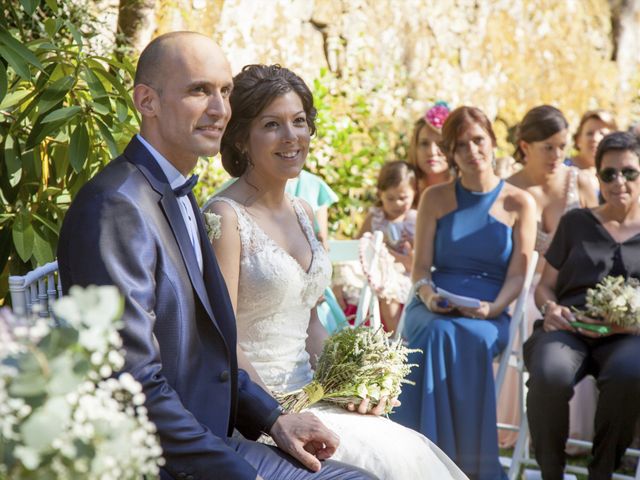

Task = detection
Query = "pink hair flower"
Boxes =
[425,101,451,129]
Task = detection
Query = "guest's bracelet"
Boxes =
[414,277,432,294]
[414,277,432,307]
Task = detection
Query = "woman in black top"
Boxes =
[525,131,640,480]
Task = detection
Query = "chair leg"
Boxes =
[509,414,529,480]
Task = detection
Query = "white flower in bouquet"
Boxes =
[204,211,222,242]
[277,326,420,415]
[0,286,163,479]
[581,276,640,327]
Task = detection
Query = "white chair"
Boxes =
[8,260,61,318]
[495,251,538,399]
[327,231,383,331]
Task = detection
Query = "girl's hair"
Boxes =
[440,106,496,168]
[514,105,568,163]
[220,64,317,177]
[407,118,440,178]
[375,161,417,206]
[573,109,618,150]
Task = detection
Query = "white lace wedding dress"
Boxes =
[211,196,467,480]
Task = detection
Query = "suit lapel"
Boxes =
[188,193,238,345]
[122,137,221,334]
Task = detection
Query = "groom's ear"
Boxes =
[133,83,160,118]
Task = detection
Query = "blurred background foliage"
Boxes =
[2,0,640,304]
[0,0,138,304]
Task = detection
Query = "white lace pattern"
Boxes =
[209,196,331,393]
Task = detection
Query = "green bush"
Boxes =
[305,68,408,238]
[0,0,138,304]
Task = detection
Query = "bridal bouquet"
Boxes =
[277,326,419,414]
[0,286,163,480]
[572,275,640,332]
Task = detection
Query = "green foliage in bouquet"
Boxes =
[576,275,640,328]
[0,285,163,479]
[0,1,139,304]
[277,326,419,415]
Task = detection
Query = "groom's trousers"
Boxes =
[228,437,379,480]
[524,323,640,480]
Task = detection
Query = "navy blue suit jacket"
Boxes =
[58,136,281,479]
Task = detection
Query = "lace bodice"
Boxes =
[209,196,332,393]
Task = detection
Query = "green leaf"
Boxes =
[51,143,69,180]
[69,123,89,172]
[82,65,107,99]
[4,135,19,173]
[32,228,54,264]
[20,0,39,15]
[0,89,32,110]
[44,0,58,13]
[44,18,58,38]
[96,118,118,157]
[41,105,81,123]
[115,97,129,122]
[90,100,110,115]
[37,75,75,115]
[8,369,47,397]
[21,396,70,452]
[32,213,59,236]
[12,210,35,262]
[0,27,44,70]
[0,62,6,104]
[0,44,30,80]
[25,117,65,149]
[65,21,83,49]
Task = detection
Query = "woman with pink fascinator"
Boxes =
[407,102,454,200]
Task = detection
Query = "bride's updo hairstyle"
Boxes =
[440,106,496,168]
[221,64,317,177]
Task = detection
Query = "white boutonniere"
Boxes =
[204,212,222,241]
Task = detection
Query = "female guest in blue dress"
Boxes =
[392,106,536,479]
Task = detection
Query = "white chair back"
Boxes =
[327,231,383,330]
[8,261,61,318]
[495,250,539,397]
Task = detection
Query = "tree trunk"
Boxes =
[117,0,157,55]
[609,0,640,98]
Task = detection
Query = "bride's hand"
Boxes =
[346,396,400,416]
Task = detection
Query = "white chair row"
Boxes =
[8,260,61,318]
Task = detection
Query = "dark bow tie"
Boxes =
[173,174,199,197]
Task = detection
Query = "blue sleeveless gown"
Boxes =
[392,179,512,480]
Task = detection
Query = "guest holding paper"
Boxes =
[392,106,535,479]
[525,131,640,479]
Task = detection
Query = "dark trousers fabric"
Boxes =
[160,438,379,480]
[228,437,379,480]
[524,323,640,480]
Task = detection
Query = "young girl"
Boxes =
[358,161,418,272]
[333,161,417,333]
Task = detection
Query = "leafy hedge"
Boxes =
[0,0,138,304]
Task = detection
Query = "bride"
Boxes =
[204,64,467,480]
